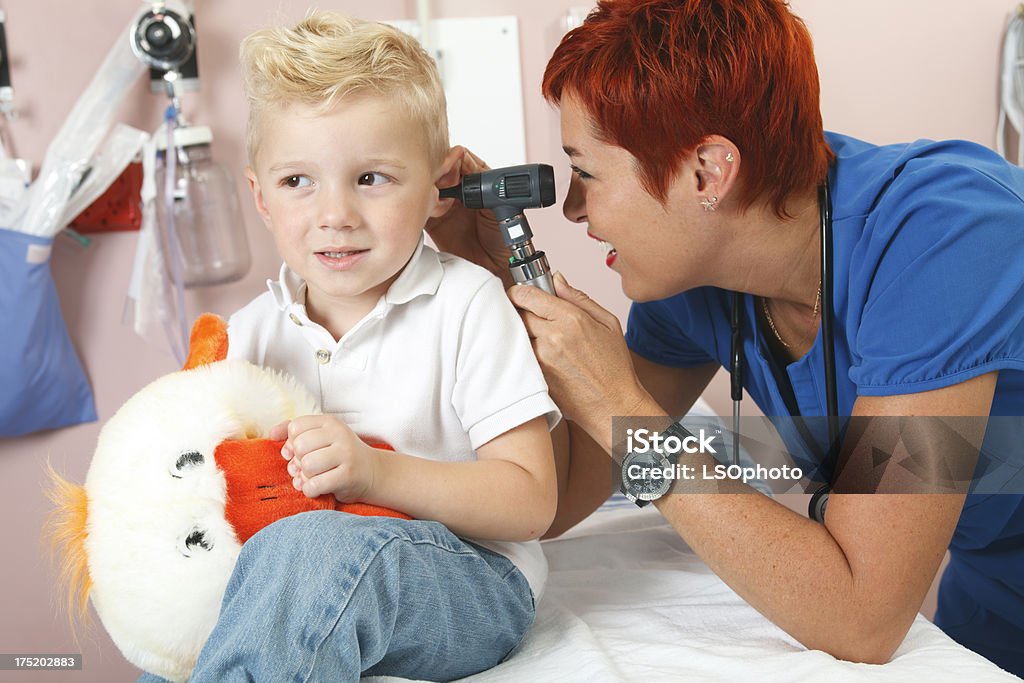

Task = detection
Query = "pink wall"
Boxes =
[0,1,1015,680]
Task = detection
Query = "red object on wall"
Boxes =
[69,162,144,233]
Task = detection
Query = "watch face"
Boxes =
[621,450,674,502]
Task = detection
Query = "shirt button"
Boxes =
[289,313,303,326]
[315,349,331,364]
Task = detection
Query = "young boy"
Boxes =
[179,11,560,682]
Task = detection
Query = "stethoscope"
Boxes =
[729,180,839,523]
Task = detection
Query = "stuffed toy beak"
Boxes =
[215,438,411,544]
[215,438,334,544]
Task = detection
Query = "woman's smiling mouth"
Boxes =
[587,231,617,267]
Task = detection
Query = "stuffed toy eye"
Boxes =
[179,528,214,557]
[169,450,205,479]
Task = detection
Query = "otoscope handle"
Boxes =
[513,268,555,295]
[510,244,555,294]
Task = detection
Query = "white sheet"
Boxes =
[370,498,1017,682]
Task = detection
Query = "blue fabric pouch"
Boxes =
[0,228,96,437]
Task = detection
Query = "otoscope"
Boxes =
[440,163,557,294]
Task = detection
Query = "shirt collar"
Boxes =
[266,234,443,313]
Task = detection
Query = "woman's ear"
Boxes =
[694,135,740,207]
[430,147,464,217]
[245,167,273,229]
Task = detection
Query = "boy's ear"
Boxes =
[245,167,273,229]
[430,147,463,218]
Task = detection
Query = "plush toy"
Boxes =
[48,314,410,682]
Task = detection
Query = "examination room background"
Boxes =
[0,1,1016,681]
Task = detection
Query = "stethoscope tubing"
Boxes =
[820,180,840,466]
[729,178,839,521]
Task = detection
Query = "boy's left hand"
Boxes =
[272,415,380,502]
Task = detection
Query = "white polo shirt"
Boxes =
[227,237,561,597]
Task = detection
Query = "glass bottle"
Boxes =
[156,125,250,287]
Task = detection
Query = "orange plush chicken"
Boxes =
[48,314,409,682]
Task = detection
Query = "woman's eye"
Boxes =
[358,172,389,186]
[570,165,593,180]
[283,175,312,189]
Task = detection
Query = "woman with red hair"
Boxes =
[431,0,1024,675]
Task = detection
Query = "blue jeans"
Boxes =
[139,511,535,682]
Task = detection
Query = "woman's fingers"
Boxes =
[508,275,621,333]
[519,310,554,340]
[509,273,640,430]
[448,145,491,175]
[457,145,491,172]
[551,272,622,330]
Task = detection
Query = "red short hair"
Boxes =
[543,0,833,216]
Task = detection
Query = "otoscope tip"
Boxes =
[439,185,461,201]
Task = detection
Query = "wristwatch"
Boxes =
[620,449,673,507]
[619,420,691,507]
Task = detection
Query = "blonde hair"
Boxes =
[240,11,449,167]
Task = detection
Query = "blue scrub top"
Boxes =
[625,132,1024,672]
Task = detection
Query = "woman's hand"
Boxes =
[508,272,652,437]
[425,146,514,287]
[272,415,381,502]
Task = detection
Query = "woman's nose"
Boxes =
[562,173,587,223]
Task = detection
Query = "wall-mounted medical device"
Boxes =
[130,1,200,95]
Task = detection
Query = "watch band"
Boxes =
[663,419,696,445]
[624,487,652,508]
